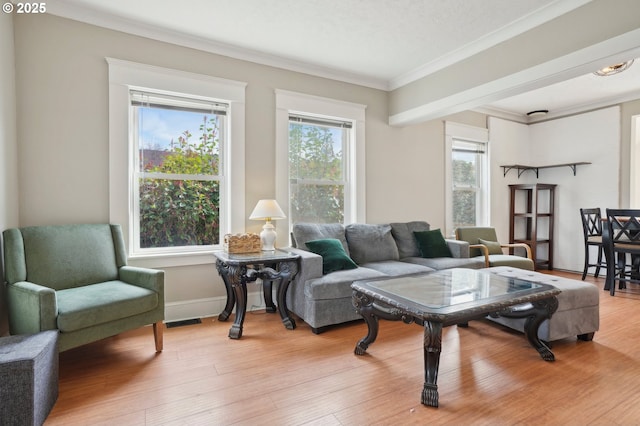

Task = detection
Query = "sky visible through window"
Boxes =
[139,108,211,151]
[294,123,345,157]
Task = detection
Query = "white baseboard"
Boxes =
[164,289,267,322]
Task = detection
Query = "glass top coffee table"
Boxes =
[351,268,561,408]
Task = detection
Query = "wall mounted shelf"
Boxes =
[500,162,591,178]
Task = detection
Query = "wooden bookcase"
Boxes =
[509,183,556,270]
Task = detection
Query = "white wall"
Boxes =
[488,117,531,243]
[531,108,620,272]
[623,100,640,207]
[489,107,620,272]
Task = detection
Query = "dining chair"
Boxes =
[580,208,606,280]
[604,209,640,295]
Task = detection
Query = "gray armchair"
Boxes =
[2,224,164,352]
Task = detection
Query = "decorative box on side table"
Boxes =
[223,233,261,253]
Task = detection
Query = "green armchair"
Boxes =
[455,226,534,270]
[2,224,164,352]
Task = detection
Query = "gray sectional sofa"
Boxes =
[286,221,485,333]
[284,221,600,344]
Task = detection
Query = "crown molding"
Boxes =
[43,0,640,123]
[473,106,528,124]
[46,1,390,91]
[45,0,591,93]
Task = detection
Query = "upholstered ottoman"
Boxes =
[0,330,59,426]
[484,267,599,342]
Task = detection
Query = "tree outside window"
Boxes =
[451,139,487,230]
[132,92,226,250]
[288,118,349,224]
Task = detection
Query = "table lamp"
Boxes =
[249,199,286,251]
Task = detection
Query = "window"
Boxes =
[130,91,226,252]
[452,139,487,228]
[445,122,489,237]
[275,90,366,245]
[108,58,246,266]
[288,114,351,224]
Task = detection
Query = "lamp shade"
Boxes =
[249,199,286,221]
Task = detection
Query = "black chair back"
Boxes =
[604,209,640,295]
[580,208,606,280]
[606,209,640,246]
[580,208,602,240]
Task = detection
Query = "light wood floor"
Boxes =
[46,271,640,426]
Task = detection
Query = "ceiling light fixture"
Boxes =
[593,59,634,77]
[527,110,549,117]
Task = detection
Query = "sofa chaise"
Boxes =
[484,266,599,341]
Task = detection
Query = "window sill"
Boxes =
[128,250,220,269]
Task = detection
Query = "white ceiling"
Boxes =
[47,0,640,120]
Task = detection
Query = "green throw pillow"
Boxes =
[413,229,452,258]
[478,238,504,255]
[305,238,358,274]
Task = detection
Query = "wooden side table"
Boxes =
[213,250,300,339]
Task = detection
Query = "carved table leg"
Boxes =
[498,296,559,361]
[523,297,559,362]
[422,321,443,407]
[276,261,298,330]
[259,262,298,330]
[263,279,277,313]
[215,260,235,322]
[228,270,249,339]
[352,292,379,355]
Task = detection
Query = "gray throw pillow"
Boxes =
[390,221,430,258]
[345,223,399,264]
[292,223,349,256]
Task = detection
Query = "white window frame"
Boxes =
[288,113,352,225]
[107,58,246,267]
[130,90,228,255]
[444,122,489,238]
[275,90,366,247]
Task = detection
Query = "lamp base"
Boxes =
[260,221,277,251]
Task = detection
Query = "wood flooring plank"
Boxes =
[44,273,640,425]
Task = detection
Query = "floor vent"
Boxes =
[165,318,202,328]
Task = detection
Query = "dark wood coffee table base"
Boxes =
[352,290,559,407]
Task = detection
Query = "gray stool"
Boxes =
[0,330,59,426]
[485,267,600,341]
